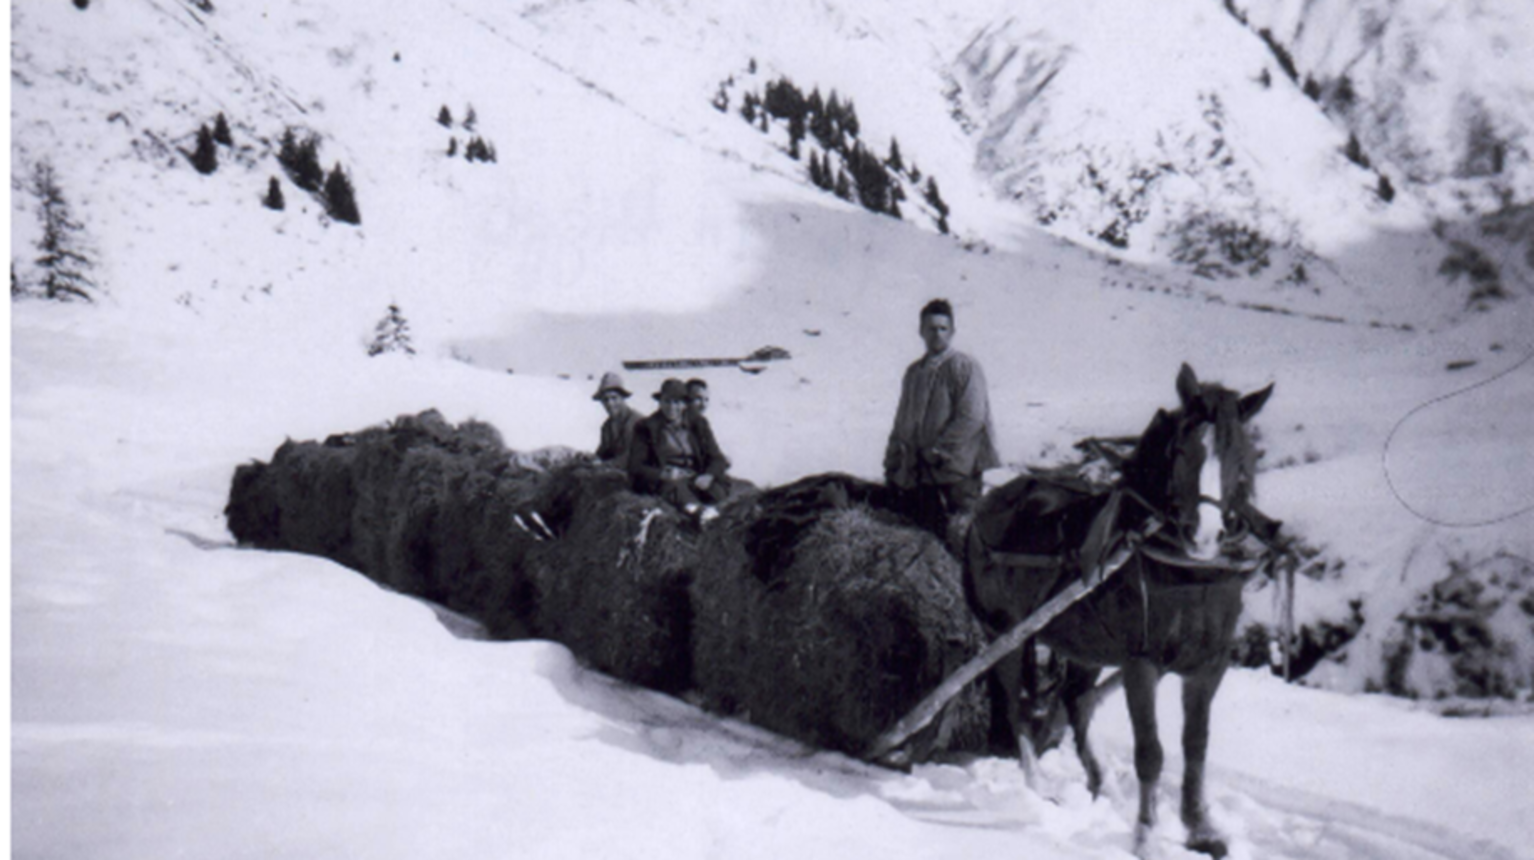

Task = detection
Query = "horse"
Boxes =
[963,363,1280,859]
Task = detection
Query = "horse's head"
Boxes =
[1125,364,1274,559]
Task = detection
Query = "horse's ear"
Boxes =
[1239,383,1275,421]
[1176,363,1200,410]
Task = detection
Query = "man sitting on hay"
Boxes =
[627,377,733,524]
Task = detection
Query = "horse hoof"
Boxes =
[1186,834,1228,858]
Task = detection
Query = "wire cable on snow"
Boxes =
[1382,345,1534,527]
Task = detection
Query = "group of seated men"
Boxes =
[593,371,731,524]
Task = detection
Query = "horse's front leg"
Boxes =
[1180,663,1230,858]
[1123,658,1163,857]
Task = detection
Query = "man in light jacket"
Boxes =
[884,298,999,544]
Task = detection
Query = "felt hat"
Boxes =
[592,371,631,400]
[653,378,689,402]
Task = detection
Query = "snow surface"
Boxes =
[10,0,1534,858]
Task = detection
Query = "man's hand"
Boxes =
[694,473,715,491]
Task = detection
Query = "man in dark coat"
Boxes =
[593,371,643,465]
[628,378,731,521]
[685,378,731,478]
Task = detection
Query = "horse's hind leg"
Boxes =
[1180,664,1230,858]
[1123,658,1164,857]
[1060,663,1105,796]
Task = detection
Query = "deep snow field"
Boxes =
[11,0,1534,858]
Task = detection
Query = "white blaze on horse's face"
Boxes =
[1192,424,1224,559]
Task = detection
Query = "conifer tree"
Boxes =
[843,98,860,139]
[834,169,852,201]
[447,136,458,157]
[190,124,218,174]
[368,304,415,356]
[213,112,233,146]
[323,163,361,225]
[30,161,96,302]
[262,176,285,211]
[437,105,453,127]
[278,129,324,192]
[464,105,478,131]
[808,151,824,188]
[886,137,904,173]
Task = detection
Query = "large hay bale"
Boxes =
[526,489,699,693]
[693,501,993,761]
[227,417,994,764]
[263,438,362,569]
[225,460,280,546]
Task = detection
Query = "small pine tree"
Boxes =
[1377,173,1395,202]
[447,136,458,157]
[886,137,904,173]
[30,161,96,302]
[213,112,233,145]
[909,162,922,184]
[262,176,285,210]
[843,98,861,139]
[1344,132,1371,169]
[463,105,477,131]
[1302,76,1321,101]
[323,163,361,225]
[808,151,824,188]
[834,169,852,201]
[739,93,757,124]
[748,58,757,74]
[278,129,325,191]
[437,105,453,127]
[368,304,416,357]
[190,124,218,174]
[924,176,949,217]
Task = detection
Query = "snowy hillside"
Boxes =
[11,0,1534,858]
[948,0,1534,327]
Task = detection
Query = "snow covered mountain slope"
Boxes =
[946,0,1534,326]
[10,1,1534,857]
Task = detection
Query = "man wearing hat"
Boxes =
[628,377,732,522]
[594,371,643,465]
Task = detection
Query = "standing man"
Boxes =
[884,298,1000,546]
[594,371,643,465]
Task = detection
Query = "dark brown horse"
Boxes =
[964,364,1278,858]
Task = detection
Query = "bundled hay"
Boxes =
[227,418,995,763]
[525,490,700,693]
[693,491,993,761]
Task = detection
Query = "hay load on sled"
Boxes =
[225,410,997,762]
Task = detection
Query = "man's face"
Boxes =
[660,397,688,424]
[920,313,954,356]
[599,391,626,417]
[687,387,709,416]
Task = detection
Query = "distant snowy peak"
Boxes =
[1230,0,1534,203]
[950,2,1388,270]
